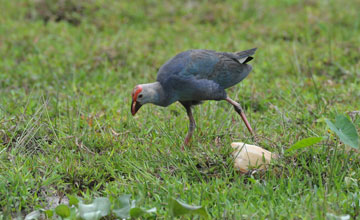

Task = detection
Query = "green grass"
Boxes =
[1,0,360,219]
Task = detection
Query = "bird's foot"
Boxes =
[181,136,192,151]
[184,136,191,145]
[181,145,185,151]
[251,133,260,144]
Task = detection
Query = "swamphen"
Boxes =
[131,48,256,145]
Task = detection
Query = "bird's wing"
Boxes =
[209,49,255,88]
[157,49,256,89]
[156,50,194,84]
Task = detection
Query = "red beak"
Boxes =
[131,100,142,116]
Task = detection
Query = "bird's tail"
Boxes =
[235,48,257,64]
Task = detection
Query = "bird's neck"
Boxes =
[145,82,170,106]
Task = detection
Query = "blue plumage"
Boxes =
[156,49,255,104]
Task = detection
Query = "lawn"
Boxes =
[1,0,360,219]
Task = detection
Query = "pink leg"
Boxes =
[182,104,196,149]
[225,97,254,135]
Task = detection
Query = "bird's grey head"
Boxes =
[131,82,163,116]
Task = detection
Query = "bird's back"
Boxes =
[156,49,255,89]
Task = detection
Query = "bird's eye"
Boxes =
[138,94,143,98]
